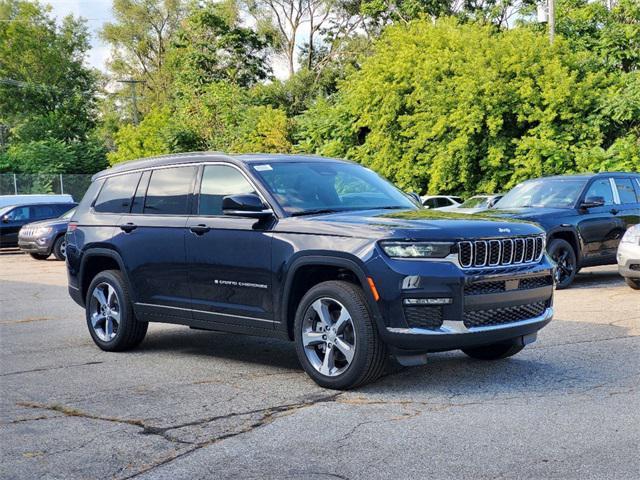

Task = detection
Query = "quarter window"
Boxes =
[584,179,614,205]
[94,173,141,213]
[614,178,638,204]
[198,165,256,216]
[144,166,197,215]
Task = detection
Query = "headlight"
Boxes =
[621,225,640,245]
[34,226,52,237]
[381,241,454,258]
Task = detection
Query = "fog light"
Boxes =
[403,298,452,305]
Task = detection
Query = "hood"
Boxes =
[276,208,543,241]
[21,217,68,229]
[488,207,572,221]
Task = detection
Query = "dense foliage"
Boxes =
[1,0,638,196]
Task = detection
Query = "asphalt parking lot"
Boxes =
[1,251,638,480]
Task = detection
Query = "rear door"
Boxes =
[577,177,624,262]
[116,166,198,320]
[185,163,275,330]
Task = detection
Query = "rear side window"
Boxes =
[32,205,55,218]
[144,166,197,215]
[614,178,638,204]
[94,173,141,213]
[198,165,256,216]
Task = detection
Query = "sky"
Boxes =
[47,0,114,71]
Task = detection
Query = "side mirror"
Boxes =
[580,196,605,209]
[222,194,273,218]
[1,214,9,224]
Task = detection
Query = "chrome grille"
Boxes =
[20,226,36,238]
[458,236,544,269]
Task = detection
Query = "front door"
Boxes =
[185,164,274,330]
[577,177,624,262]
[0,206,31,247]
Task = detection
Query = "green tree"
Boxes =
[298,19,637,195]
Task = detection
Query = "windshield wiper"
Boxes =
[290,208,346,217]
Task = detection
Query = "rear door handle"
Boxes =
[119,223,137,233]
[189,224,210,235]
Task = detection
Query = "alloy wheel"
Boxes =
[553,247,574,285]
[302,297,356,377]
[89,282,121,342]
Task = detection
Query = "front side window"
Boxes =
[5,206,30,221]
[615,178,638,204]
[144,166,197,215]
[94,173,141,213]
[252,161,415,215]
[198,165,256,216]
[584,178,614,205]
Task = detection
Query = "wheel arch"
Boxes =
[280,255,381,341]
[79,248,133,307]
[547,227,582,265]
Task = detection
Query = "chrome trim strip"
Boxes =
[489,239,501,266]
[135,302,279,323]
[387,307,553,335]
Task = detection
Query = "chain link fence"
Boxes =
[0,173,93,202]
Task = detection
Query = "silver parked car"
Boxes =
[617,224,640,290]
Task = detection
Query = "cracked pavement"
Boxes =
[1,251,638,480]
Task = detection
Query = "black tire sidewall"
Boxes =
[53,235,66,261]
[29,253,49,260]
[85,270,133,351]
[548,238,577,289]
[294,281,379,390]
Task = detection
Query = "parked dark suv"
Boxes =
[491,172,640,288]
[0,202,76,248]
[67,153,554,389]
[18,207,76,260]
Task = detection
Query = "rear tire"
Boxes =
[52,235,67,261]
[85,270,148,352]
[625,278,640,290]
[294,280,387,390]
[548,238,577,289]
[30,253,49,260]
[462,339,525,360]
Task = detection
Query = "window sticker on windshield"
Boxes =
[254,164,272,171]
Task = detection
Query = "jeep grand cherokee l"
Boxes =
[66,153,554,389]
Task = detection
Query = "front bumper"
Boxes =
[18,238,52,255]
[617,242,640,279]
[366,250,555,353]
[385,307,552,352]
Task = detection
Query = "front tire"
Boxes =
[548,238,577,289]
[462,339,525,360]
[52,235,67,261]
[85,270,148,352]
[625,278,640,290]
[294,280,386,390]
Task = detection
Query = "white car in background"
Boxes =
[421,195,463,210]
[439,194,503,214]
[617,224,640,290]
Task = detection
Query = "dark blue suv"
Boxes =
[67,153,554,389]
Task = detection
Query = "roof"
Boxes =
[93,152,351,180]
[523,172,639,182]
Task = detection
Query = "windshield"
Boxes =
[496,178,588,209]
[0,205,16,216]
[251,161,417,215]
[60,207,76,219]
[460,196,490,208]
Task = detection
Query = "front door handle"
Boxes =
[610,208,619,215]
[189,224,210,235]
[119,222,137,233]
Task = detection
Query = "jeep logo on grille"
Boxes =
[498,227,511,233]
[505,279,520,291]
